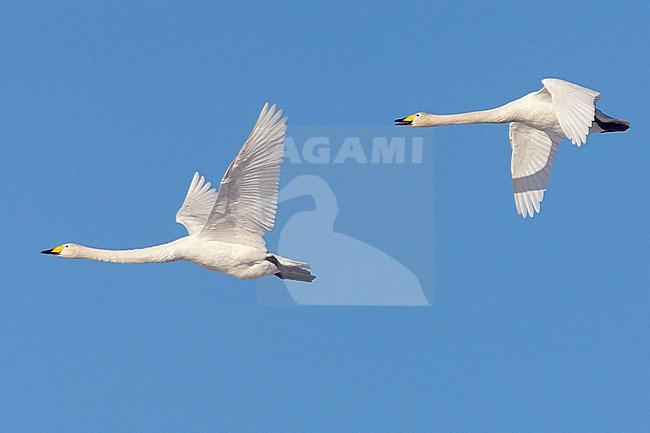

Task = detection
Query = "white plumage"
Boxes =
[43,103,315,282]
[396,78,629,218]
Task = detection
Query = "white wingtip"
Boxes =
[515,191,545,219]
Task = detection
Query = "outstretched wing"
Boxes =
[541,78,600,146]
[200,103,287,250]
[509,122,564,218]
[176,172,219,235]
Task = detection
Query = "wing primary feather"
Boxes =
[510,122,563,218]
[542,78,599,147]
[199,103,288,249]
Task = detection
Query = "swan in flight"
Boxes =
[395,78,630,218]
[42,103,315,282]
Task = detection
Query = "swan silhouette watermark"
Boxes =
[256,126,434,306]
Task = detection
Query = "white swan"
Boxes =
[396,78,630,218]
[42,103,315,282]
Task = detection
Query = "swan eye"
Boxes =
[416,114,420,117]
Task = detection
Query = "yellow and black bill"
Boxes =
[395,114,415,126]
[41,245,64,255]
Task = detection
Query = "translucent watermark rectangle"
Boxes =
[257,126,435,306]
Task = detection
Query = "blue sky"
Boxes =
[1,1,649,431]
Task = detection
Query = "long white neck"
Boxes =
[422,104,514,126]
[73,239,185,264]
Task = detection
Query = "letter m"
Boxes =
[371,137,405,164]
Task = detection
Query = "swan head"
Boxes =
[395,112,428,127]
[41,243,82,258]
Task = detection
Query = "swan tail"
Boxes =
[591,109,630,133]
[266,255,316,283]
